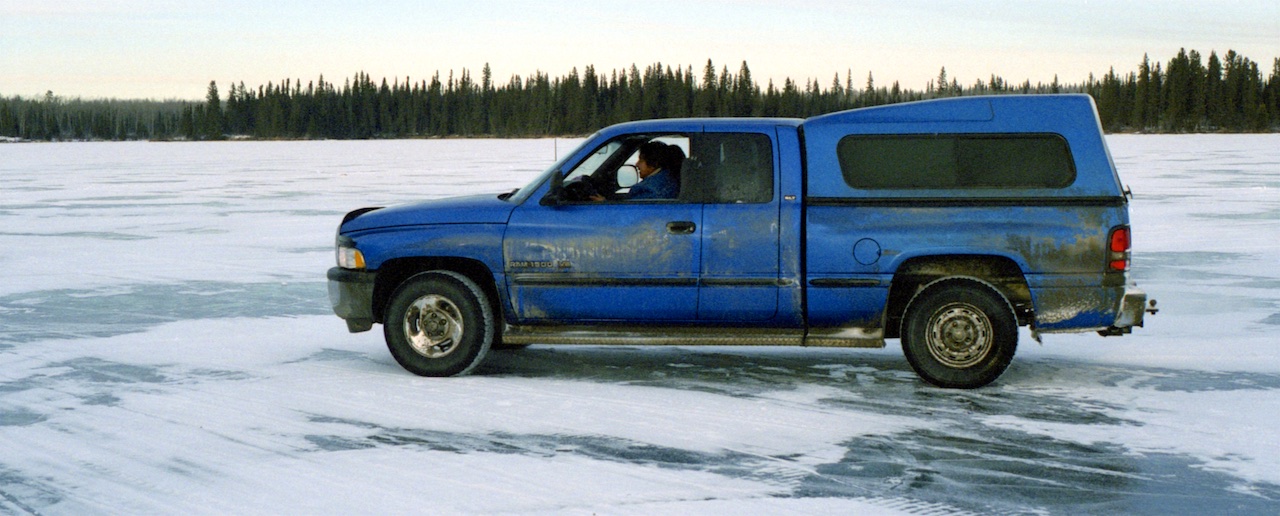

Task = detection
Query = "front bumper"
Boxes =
[327,267,376,333]
[1100,286,1155,336]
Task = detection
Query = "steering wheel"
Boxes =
[560,176,601,202]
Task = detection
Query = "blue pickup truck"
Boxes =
[328,94,1154,388]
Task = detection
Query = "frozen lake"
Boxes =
[2,134,1279,514]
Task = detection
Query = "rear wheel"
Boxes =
[384,271,494,377]
[901,280,1017,388]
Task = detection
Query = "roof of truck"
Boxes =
[594,94,1100,136]
[804,94,1099,128]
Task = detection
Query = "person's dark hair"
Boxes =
[664,144,685,174]
[638,140,685,180]
[662,144,685,183]
[638,141,669,169]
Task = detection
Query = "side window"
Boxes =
[837,134,1076,190]
[559,135,692,203]
[625,136,689,167]
[684,133,774,203]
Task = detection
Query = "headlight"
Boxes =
[337,246,366,269]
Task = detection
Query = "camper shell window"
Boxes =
[836,133,1076,190]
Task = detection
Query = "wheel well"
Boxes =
[372,257,499,326]
[883,255,1032,338]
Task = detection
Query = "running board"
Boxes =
[502,325,885,348]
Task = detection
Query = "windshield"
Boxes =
[506,136,595,205]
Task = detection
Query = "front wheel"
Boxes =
[384,271,494,377]
[901,280,1017,389]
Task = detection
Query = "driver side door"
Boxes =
[503,134,701,323]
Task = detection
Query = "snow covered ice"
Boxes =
[2,135,1279,514]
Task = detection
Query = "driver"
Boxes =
[593,141,682,201]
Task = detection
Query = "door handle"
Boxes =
[666,221,696,234]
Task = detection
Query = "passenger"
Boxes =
[626,141,682,200]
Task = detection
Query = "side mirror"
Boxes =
[539,170,565,206]
[616,164,639,188]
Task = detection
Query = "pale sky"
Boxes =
[2,0,1277,101]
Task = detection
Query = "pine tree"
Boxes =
[1164,49,1191,130]
[1133,55,1152,130]
[204,81,223,140]
[479,64,494,134]
[733,61,757,116]
[693,59,718,117]
[1268,59,1280,128]
[864,71,877,107]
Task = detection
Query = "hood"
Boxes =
[340,193,516,234]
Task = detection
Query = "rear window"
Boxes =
[684,132,774,204]
[836,134,1076,190]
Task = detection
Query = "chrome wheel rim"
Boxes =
[925,302,993,369]
[403,295,464,358]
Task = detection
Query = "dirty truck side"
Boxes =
[327,94,1154,388]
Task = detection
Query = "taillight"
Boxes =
[1107,226,1131,271]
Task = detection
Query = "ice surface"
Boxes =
[2,135,1279,514]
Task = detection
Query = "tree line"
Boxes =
[2,49,1278,142]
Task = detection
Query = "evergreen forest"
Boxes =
[2,49,1278,142]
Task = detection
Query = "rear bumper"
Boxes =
[1100,286,1154,336]
[327,267,376,333]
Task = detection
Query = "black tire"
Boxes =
[901,280,1017,389]
[383,271,494,377]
